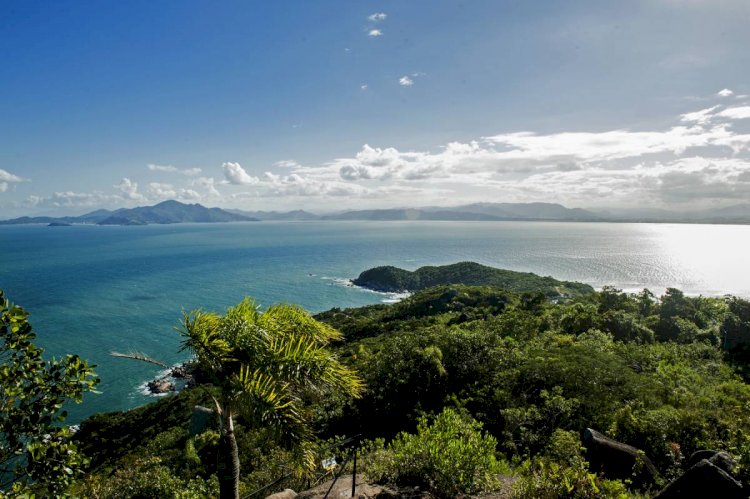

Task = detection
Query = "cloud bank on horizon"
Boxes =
[2,1,750,216]
[5,91,750,214]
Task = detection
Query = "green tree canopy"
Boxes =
[0,291,99,496]
[180,298,363,499]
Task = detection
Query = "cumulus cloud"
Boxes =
[0,168,26,192]
[147,182,204,201]
[191,176,221,196]
[115,177,144,200]
[223,162,260,185]
[25,191,117,209]
[680,106,719,125]
[17,99,750,213]
[717,106,750,120]
[399,76,414,86]
[147,164,202,176]
[251,101,750,210]
[368,12,387,22]
[718,88,734,97]
[147,182,177,199]
[273,160,301,169]
[368,29,383,37]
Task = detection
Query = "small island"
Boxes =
[352,261,594,297]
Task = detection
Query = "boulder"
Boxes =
[686,449,737,475]
[188,405,214,436]
[265,489,297,499]
[655,459,744,499]
[146,378,174,394]
[582,428,659,488]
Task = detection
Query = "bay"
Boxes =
[1,220,749,422]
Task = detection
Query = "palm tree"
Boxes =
[178,298,363,499]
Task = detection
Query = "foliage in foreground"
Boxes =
[0,290,99,496]
[361,408,507,497]
[71,284,750,497]
[178,298,364,498]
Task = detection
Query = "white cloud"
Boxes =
[368,12,387,22]
[16,101,750,213]
[399,76,414,86]
[718,88,734,97]
[147,164,202,176]
[115,177,144,201]
[223,162,260,185]
[191,176,221,196]
[485,125,736,161]
[0,168,26,192]
[717,106,750,120]
[25,191,117,209]
[368,29,383,37]
[273,160,301,169]
[680,106,719,125]
[147,164,177,173]
[147,182,177,199]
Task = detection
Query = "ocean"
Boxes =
[1,220,749,422]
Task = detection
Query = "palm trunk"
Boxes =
[218,409,240,499]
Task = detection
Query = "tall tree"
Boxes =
[180,298,363,499]
[0,291,99,495]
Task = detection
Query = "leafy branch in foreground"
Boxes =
[0,290,99,496]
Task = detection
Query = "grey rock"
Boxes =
[655,458,744,499]
[687,449,737,475]
[146,378,174,394]
[582,428,659,488]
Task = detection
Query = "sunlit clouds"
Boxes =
[9,91,750,213]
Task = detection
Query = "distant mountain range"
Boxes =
[322,203,600,221]
[4,200,750,225]
[0,200,257,226]
[226,209,318,221]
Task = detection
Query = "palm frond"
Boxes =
[261,304,343,344]
[178,310,232,368]
[230,365,312,444]
[266,333,364,398]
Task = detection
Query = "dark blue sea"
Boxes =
[1,221,749,422]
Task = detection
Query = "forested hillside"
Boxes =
[61,284,750,497]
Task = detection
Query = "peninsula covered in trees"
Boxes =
[352,262,594,297]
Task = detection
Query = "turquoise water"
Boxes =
[1,221,750,422]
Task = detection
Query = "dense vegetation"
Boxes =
[7,280,750,497]
[0,291,99,496]
[352,261,594,297]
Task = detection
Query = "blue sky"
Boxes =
[2,0,750,216]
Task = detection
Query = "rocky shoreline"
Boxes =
[145,360,202,395]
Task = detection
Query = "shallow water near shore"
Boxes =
[1,220,749,422]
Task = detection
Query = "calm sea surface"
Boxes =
[1,221,749,422]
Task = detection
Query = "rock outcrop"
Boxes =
[146,377,174,394]
[655,457,744,499]
[582,428,659,488]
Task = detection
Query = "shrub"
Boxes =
[362,408,507,497]
[513,457,629,499]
